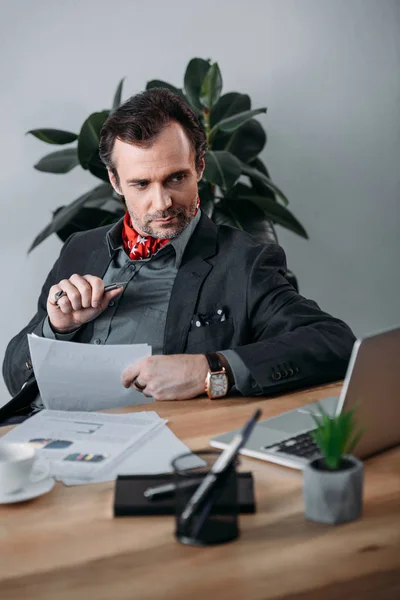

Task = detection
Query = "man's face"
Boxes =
[108,121,205,239]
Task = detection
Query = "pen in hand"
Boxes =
[54,282,127,307]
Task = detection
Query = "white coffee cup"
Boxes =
[0,442,50,495]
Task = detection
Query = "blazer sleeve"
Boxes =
[2,234,76,397]
[233,244,356,394]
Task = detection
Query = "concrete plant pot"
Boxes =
[303,455,363,525]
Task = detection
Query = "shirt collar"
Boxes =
[106,209,201,268]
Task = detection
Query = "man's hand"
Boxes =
[47,274,124,333]
[122,355,209,401]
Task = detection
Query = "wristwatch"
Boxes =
[204,353,233,399]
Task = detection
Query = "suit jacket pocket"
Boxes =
[185,318,234,352]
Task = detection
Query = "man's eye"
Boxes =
[171,174,185,183]
[136,182,147,189]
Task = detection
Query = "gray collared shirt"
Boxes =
[41,211,256,402]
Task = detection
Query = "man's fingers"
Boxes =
[69,274,92,309]
[48,276,125,320]
[56,280,82,311]
[48,285,63,306]
[57,296,74,314]
[122,363,141,388]
[82,275,105,307]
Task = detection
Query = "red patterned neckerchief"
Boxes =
[121,196,200,261]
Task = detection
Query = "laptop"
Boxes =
[210,327,400,470]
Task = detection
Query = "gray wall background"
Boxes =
[1,0,399,406]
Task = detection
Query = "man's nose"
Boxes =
[152,186,172,211]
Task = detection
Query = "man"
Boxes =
[2,88,355,422]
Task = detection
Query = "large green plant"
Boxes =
[27,58,307,252]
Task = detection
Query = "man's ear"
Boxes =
[197,156,205,182]
[108,168,122,196]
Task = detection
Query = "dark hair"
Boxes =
[99,88,207,185]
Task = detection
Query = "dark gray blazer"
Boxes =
[1,213,356,421]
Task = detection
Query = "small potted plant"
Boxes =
[303,405,364,524]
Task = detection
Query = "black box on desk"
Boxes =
[114,472,256,516]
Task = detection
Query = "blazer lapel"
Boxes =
[164,214,218,355]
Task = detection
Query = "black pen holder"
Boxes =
[172,450,240,546]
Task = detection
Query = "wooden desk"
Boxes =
[1,382,399,600]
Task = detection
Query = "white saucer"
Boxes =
[0,476,55,504]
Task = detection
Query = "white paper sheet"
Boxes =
[62,420,194,485]
[1,409,166,482]
[27,335,153,411]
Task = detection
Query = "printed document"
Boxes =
[1,409,166,482]
[62,417,194,485]
[27,335,153,411]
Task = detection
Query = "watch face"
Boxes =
[210,373,228,397]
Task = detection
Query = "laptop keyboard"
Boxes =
[263,430,321,460]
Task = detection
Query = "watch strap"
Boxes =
[204,352,222,373]
[216,353,234,390]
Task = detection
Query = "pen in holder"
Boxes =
[172,450,239,546]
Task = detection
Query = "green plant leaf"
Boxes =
[346,428,365,455]
[28,183,113,252]
[78,111,110,169]
[34,148,79,174]
[199,63,223,109]
[225,119,266,163]
[310,403,364,469]
[88,161,109,183]
[221,194,278,243]
[239,194,308,238]
[146,79,186,100]
[211,108,266,136]
[212,205,238,228]
[241,162,289,206]
[184,58,211,112]
[204,150,241,192]
[56,206,123,242]
[87,152,109,183]
[247,157,273,198]
[249,157,270,178]
[27,129,78,145]
[210,92,251,128]
[112,78,125,110]
[326,420,339,469]
[228,183,277,235]
[207,129,231,153]
[336,410,352,456]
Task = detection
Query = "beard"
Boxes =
[128,194,198,239]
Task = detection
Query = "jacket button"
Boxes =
[25,359,33,370]
[271,371,281,381]
[108,300,115,307]
[94,339,102,345]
